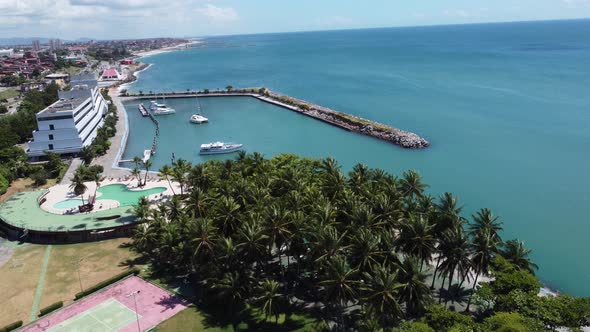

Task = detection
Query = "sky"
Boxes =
[0,0,590,40]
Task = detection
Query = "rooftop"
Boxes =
[38,97,85,115]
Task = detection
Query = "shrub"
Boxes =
[31,168,49,186]
[39,301,63,317]
[422,305,473,332]
[398,321,435,332]
[0,320,23,332]
[74,267,140,300]
[0,174,8,195]
[477,312,543,332]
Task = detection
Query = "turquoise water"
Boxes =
[53,184,166,209]
[125,20,590,296]
[53,199,85,209]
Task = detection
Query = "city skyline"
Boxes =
[1,0,590,40]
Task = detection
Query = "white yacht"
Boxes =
[190,96,208,123]
[149,100,176,115]
[190,114,208,123]
[199,142,243,155]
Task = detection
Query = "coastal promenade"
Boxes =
[91,88,133,179]
[121,89,430,149]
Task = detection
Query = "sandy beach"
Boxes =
[133,40,202,58]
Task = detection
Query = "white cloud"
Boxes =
[70,0,162,8]
[197,4,239,22]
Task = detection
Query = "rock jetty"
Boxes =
[263,90,430,149]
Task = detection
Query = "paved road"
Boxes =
[90,88,132,179]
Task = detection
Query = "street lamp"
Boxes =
[69,254,92,293]
[126,290,141,332]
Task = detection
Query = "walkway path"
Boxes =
[91,88,131,179]
[59,158,83,185]
[30,245,52,322]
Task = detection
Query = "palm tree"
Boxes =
[91,172,104,201]
[237,219,269,268]
[349,228,384,273]
[69,173,87,204]
[142,159,152,186]
[134,196,151,223]
[172,159,191,195]
[397,257,432,316]
[469,208,503,242]
[158,165,176,195]
[399,170,427,199]
[215,196,241,236]
[226,85,233,92]
[465,228,500,312]
[360,263,404,326]
[502,239,538,274]
[437,225,471,302]
[320,256,359,328]
[395,215,436,271]
[190,218,218,270]
[256,279,282,323]
[211,271,246,331]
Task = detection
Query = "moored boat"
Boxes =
[199,142,243,155]
[190,114,208,123]
[150,100,176,115]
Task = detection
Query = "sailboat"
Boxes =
[190,95,208,123]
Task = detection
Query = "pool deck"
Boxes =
[0,179,178,232]
[40,179,177,215]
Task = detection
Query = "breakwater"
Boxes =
[121,88,430,149]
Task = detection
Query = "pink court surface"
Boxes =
[20,276,189,332]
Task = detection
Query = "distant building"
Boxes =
[0,49,14,57]
[21,81,48,94]
[32,40,41,51]
[49,39,62,52]
[27,74,108,157]
[44,73,69,86]
[100,68,121,81]
[120,59,134,65]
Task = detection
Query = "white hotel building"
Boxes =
[27,74,108,157]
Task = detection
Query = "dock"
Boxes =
[138,103,149,117]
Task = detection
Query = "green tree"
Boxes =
[501,240,538,274]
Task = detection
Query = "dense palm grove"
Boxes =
[131,153,590,331]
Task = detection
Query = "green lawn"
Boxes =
[154,304,315,332]
[0,88,19,101]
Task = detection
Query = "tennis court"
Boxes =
[21,276,188,332]
[46,299,138,332]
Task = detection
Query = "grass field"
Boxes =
[155,305,315,332]
[39,238,139,310]
[0,178,59,204]
[0,88,19,101]
[0,244,46,325]
[0,238,139,326]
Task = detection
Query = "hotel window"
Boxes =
[49,134,54,140]
[48,144,54,150]
[49,124,55,130]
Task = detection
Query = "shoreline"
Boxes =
[133,40,202,58]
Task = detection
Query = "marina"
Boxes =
[122,89,430,149]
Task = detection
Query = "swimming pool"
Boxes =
[53,184,166,209]
[53,199,85,209]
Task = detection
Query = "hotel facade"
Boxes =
[27,74,108,157]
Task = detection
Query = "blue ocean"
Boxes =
[125,19,590,296]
